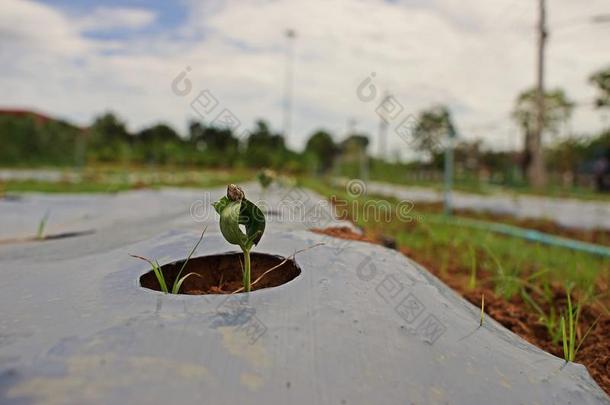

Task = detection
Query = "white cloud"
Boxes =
[0,0,86,54]
[76,7,157,32]
[0,0,608,158]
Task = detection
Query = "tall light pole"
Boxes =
[282,29,296,148]
[528,0,547,189]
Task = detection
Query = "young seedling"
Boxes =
[212,184,265,292]
[213,184,265,292]
[131,227,206,294]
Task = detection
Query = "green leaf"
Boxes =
[239,198,265,248]
[212,196,231,215]
[218,200,246,246]
[216,197,265,250]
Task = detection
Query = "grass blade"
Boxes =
[173,227,207,290]
[484,245,504,278]
[479,293,485,327]
[468,244,477,290]
[172,272,201,294]
[574,315,601,357]
[129,254,168,293]
[567,290,575,362]
[154,260,169,293]
[561,316,568,362]
[520,288,545,320]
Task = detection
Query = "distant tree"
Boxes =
[453,139,482,172]
[136,123,183,164]
[545,130,610,191]
[412,105,455,157]
[247,120,285,148]
[138,123,180,143]
[479,150,515,174]
[585,129,610,192]
[203,125,237,153]
[188,120,204,144]
[590,66,610,108]
[90,112,130,143]
[189,120,238,152]
[546,137,587,176]
[512,88,573,136]
[305,130,337,173]
[43,120,83,165]
[0,114,80,165]
[88,112,132,162]
[340,134,369,154]
[0,115,40,164]
[335,133,370,178]
[512,88,573,177]
[188,120,239,166]
[586,129,610,154]
[245,120,287,167]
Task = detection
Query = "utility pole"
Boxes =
[443,123,456,216]
[282,29,296,148]
[528,0,548,189]
[378,92,390,160]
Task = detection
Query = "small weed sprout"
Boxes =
[257,169,276,191]
[213,184,265,292]
[559,286,601,363]
[36,211,50,240]
[479,293,485,327]
[131,227,206,294]
[468,244,477,290]
[520,287,561,344]
[560,286,579,363]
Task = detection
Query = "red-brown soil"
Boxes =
[140,252,300,294]
[311,226,610,396]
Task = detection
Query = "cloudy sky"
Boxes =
[1,0,609,157]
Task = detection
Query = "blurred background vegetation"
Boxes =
[2,64,609,197]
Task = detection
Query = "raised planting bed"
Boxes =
[0,228,608,404]
[0,183,608,404]
[313,225,610,398]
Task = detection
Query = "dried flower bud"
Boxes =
[227,184,245,201]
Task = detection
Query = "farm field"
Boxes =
[304,178,610,394]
